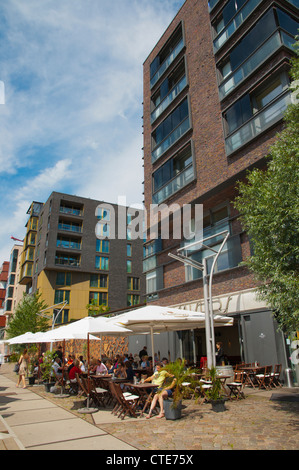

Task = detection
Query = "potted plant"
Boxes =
[161,359,199,420]
[204,366,227,412]
[40,350,56,392]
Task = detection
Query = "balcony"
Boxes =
[55,254,81,267]
[151,75,187,123]
[225,91,291,155]
[58,222,83,233]
[59,205,83,217]
[213,0,262,52]
[152,116,190,163]
[219,30,295,100]
[150,38,184,89]
[152,164,195,204]
[56,238,82,250]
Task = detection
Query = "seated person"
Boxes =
[52,357,63,377]
[145,362,176,419]
[91,359,108,375]
[125,360,135,382]
[105,359,115,374]
[141,355,150,369]
[114,362,127,379]
[68,359,82,383]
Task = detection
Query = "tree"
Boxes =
[6,291,50,339]
[86,299,110,317]
[234,40,299,333]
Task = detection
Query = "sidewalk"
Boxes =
[0,366,136,450]
[1,363,299,450]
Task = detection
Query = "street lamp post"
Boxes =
[169,230,230,369]
[38,301,68,351]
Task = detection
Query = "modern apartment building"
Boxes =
[24,192,145,324]
[142,0,298,375]
[0,261,9,334]
[3,245,26,322]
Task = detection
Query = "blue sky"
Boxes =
[0,0,185,266]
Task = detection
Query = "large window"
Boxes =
[151,97,190,162]
[152,142,194,203]
[96,239,110,253]
[89,291,108,306]
[127,277,140,291]
[95,256,109,270]
[150,24,184,88]
[183,204,242,281]
[90,273,108,288]
[56,272,71,286]
[127,294,140,307]
[151,59,187,123]
[54,290,70,304]
[218,8,299,98]
[224,72,290,153]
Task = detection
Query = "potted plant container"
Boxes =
[162,359,199,420]
[205,366,227,412]
[40,350,56,392]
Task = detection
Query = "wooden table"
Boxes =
[238,366,261,388]
[216,375,231,396]
[123,382,157,417]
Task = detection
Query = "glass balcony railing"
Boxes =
[56,240,81,250]
[152,165,195,204]
[150,38,184,88]
[225,91,291,155]
[151,75,187,123]
[58,223,82,233]
[219,30,294,100]
[208,0,220,12]
[152,116,190,163]
[213,0,262,52]
[55,256,80,267]
[59,206,83,216]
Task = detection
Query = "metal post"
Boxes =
[203,258,214,368]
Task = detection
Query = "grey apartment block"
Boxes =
[32,192,145,315]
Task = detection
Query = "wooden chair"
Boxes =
[255,365,272,390]
[94,377,113,405]
[75,373,87,398]
[89,378,108,407]
[227,371,246,400]
[109,381,139,420]
[196,379,212,405]
[271,364,282,388]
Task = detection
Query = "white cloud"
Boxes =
[0,0,185,265]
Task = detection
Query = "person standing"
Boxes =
[16,349,30,389]
[215,342,225,365]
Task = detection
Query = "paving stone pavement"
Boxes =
[1,363,298,450]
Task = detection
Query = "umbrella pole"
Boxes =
[78,332,97,414]
[150,326,155,369]
[56,339,69,398]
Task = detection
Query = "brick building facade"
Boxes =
[141,0,298,375]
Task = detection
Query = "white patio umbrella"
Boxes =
[106,305,233,362]
[7,332,39,345]
[37,316,132,412]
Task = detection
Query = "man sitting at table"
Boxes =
[144,362,176,419]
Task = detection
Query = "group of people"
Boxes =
[14,346,178,419]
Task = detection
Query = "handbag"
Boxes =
[14,363,20,373]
